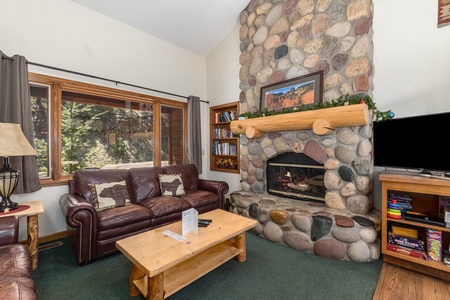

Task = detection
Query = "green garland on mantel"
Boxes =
[240,94,394,121]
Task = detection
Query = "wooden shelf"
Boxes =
[210,102,240,174]
[230,103,370,138]
[133,239,241,298]
[380,173,450,282]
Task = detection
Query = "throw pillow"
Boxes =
[88,180,131,212]
[158,174,185,196]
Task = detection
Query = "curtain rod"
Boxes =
[1,54,209,104]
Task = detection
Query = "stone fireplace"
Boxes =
[230,123,381,262]
[229,0,381,262]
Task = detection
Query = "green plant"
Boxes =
[240,94,394,121]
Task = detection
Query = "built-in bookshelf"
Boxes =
[210,102,239,173]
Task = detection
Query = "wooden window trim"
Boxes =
[28,73,188,187]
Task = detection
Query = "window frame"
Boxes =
[29,72,188,186]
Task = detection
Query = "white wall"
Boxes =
[0,0,208,240]
[1,0,449,239]
[205,25,243,194]
[372,0,450,117]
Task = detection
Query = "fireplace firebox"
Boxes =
[266,152,326,202]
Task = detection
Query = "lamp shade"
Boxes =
[0,123,37,157]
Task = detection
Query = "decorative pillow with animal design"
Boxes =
[88,180,131,211]
[158,174,185,196]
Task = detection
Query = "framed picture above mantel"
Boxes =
[260,70,323,112]
[438,0,450,27]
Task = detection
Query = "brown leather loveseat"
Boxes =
[59,164,229,265]
[0,216,37,299]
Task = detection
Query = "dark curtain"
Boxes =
[0,51,41,194]
[187,96,202,174]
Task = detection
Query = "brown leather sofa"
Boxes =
[0,216,37,299]
[59,164,229,265]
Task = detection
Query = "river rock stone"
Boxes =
[270,209,290,225]
[334,215,354,227]
[360,227,378,243]
[304,140,326,164]
[313,238,346,260]
[331,227,359,243]
[351,215,375,227]
[347,240,371,262]
[274,44,289,59]
[284,231,313,252]
[263,221,284,242]
[311,215,333,241]
[338,165,355,182]
[291,212,311,232]
[249,203,259,218]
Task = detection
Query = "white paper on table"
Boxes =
[182,208,198,236]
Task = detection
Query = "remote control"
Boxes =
[198,219,212,223]
[198,220,211,225]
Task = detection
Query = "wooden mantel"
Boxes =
[230,103,371,138]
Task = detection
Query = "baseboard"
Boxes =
[19,230,71,245]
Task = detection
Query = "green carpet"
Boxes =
[34,233,382,300]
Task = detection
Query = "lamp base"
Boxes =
[0,198,19,212]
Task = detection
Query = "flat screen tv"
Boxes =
[373,111,450,175]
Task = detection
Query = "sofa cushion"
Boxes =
[163,164,199,191]
[72,169,130,204]
[0,280,37,300]
[138,196,191,219]
[96,204,153,237]
[89,181,131,211]
[178,190,220,209]
[128,167,165,203]
[0,244,33,274]
[158,174,185,196]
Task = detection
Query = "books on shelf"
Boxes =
[214,128,234,138]
[213,110,238,123]
[229,144,237,155]
[211,141,236,156]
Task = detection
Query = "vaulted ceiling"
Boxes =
[70,0,250,57]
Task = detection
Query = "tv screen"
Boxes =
[373,111,450,174]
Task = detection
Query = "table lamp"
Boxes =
[0,123,37,212]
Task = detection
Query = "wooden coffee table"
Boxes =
[115,209,257,300]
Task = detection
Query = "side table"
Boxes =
[0,200,44,269]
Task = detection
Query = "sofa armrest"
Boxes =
[59,193,98,265]
[198,179,229,209]
[0,216,19,246]
[59,193,98,229]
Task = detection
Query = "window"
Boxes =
[30,84,51,178]
[29,73,187,185]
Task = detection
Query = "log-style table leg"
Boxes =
[27,215,39,270]
[235,232,247,262]
[148,272,164,300]
[130,264,145,296]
